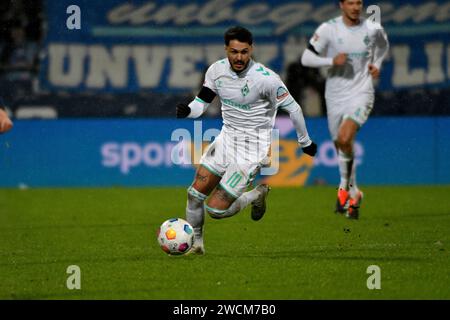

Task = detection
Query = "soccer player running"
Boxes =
[301,0,389,219]
[0,97,13,133]
[176,26,317,254]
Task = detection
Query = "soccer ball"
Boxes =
[157,218,194,255]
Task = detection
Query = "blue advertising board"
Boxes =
[1,117,449,187]
[39,0,450,93]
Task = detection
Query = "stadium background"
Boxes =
[0,0,449,187]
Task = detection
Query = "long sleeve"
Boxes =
[372,27,389,70]
[282,102,312,148]
[187,63,218,118]
[301,49,333,68]
[302,22,333,68]
[266,75,312,148]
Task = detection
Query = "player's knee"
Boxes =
[337,134,352,152]
[204,203,229,219]
[187,186,207,207]
[206,209,224,219]
[338,120,358,149]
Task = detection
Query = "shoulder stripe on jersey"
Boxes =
[278,99,295,109]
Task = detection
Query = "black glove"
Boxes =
[302,141,317,157]
[176,103,191,118]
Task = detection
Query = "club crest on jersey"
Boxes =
[276,87,289,100]
[363,35,370,46]
[241,83,250,97]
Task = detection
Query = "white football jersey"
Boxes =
[203,58,297,133]
[309,16,389,103]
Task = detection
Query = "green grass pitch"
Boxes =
[0,186,449,299]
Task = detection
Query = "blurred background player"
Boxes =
[176,26,317,254]
[301,0,389,219]
[0,96,13,133]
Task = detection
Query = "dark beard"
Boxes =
[231,61,249,74]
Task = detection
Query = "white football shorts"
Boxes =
[326,94,374,141]
[199,127,270,198]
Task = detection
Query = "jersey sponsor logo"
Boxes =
[221,98,250,110]
[276,87,289,100]
[348,51,370,58]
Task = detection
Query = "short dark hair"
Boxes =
[224,26,253,46]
